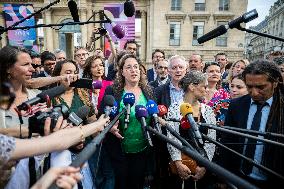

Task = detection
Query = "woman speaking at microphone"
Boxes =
[99,54,155,189]
[159,71,216,189]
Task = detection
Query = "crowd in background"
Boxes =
[0,26,284,189]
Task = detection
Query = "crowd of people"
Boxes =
[0,28,284,189]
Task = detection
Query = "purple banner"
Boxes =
[104,3,135,57]
[3,4,38,52]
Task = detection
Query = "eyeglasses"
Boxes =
[32,64,41,69]
[75,53,89,58]
[154,56,165,59]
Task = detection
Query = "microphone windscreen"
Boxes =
[180,103,193,117]
[197,25,227,44]
[135,105,148,119]
[37,85,66,99]
[124,0,135,17]
[146,100,159,115]
[110,100,118,118]
[68,0,80,22]
[112,24,125,39]
[104,95,116,107]
[93,80,102,89]
[75,105,91,120]
[123,93,135,106]
[158,105,168,117]
[181,117,191,129]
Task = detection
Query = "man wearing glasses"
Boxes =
[74,47,89,77]
[147,49,165,82]
[149,60,170,88]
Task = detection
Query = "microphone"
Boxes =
[109,100,118,119]
[198,9,258,44]
[68,105,90,126]
[104,13,125,39]
[180,117,190,129]
[180,103,204,145]
[146,100,162,133]
[197,25,228,44]
[228,9,258,29]
[69,79,102,89]
[103,95,116,117]
[157,105,168,118]
[124,0,135,17]
[17,85,66,111]
[123,93,135,129]
[135,105,153,146]
[68,0,80,22]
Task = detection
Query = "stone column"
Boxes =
[141,10,147,63]
[80,9,88,47]
[44,10,53,51]
[0,10,7,47]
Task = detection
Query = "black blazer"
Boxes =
[147,68,155,83]
[217,94,284,181]
[154,81,171,108]
[149,77,170,89]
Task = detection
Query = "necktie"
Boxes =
[242,102,267,175]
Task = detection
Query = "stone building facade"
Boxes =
[0,0,248,64]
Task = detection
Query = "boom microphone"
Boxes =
[197,9,258,44]
[180,103,204,145]
[104,13,125,39]
[68,0,80,22]
[146,100,162,133]
[69,79,102,89]
[124,0,135,17]
[123,93,135,129]
[17,85,66,111]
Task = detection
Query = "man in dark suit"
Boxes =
[147,49,165,82]
[149,60,170,89]
[217,60,284,188]
[153,55,187,189]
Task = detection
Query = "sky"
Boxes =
[246,0,278,28]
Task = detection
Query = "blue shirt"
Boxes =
[71,153,96,189]
[244,97,273,180]
[169,82,184,105]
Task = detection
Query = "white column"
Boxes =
[141,10,147,63]
[44,10,53,51]
[80,9,88,47]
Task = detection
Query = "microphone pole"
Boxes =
[222,125,284,140]
[202,134,284,180]
[145,126,259,189]
[199,123,284,148]
[48,108,126,189]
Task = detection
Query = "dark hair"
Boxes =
[52,59,78,77]
[273,56,284,65]
[0,46,30,83]
[243,59,284,173]
[231,74,244,82]
[74,47,87,54]
[203,61,220,73]
[215,52,227,59]
[152,49,165,59]
[123,40,138,50]
[29,50,40,59]
[40,51,56,65]
[82,56,105,79]
[113,53,153,100]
